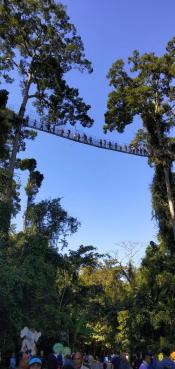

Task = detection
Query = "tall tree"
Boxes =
[0,0,93,180]
[127,241,175,353]
[0,193,80,352]
[104,38,175,241]
[19,158,44,230]
[78,258,132,352]
[56,245,103,349]
[25,198,79,247]
[151,164,175,250]
[0,90,36,233]
[0,89,11,165]
[0,90,21,233]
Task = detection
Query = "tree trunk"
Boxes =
[23,194,30,232]
[154,118,175,242]
[163,165,175,241]
[8,74,32,177]
[4,75,32,232]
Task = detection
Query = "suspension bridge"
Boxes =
[26,119,148,158]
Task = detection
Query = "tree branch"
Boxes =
[28,94,38,99]
[6,58,28,76]
[116,260,132,283]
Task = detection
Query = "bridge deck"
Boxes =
[26,121,148,158]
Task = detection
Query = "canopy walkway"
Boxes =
[26,119,148,158]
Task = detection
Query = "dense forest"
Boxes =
[0,0,175,359]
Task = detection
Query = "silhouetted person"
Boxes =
[111,353,120,369]
[139,352,152,369]
[158,348,175,369]
[47,352,58,369]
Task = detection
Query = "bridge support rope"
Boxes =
[25,120,148,158]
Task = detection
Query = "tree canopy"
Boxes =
[104,38,175,242]
[0,0,94,179]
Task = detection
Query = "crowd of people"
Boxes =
[5,347,175,369]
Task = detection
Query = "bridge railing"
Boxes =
[26,119,148,157]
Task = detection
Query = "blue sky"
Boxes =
[6,0,175,263]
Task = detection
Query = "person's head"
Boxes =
[73,352,83,369]
[162,348,171,358]
[28,357,42,369]
[142,352,152,364]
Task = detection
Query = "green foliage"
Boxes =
[104,41,175,161]
[1,6,175,357]
[77,259,132,351]
[151,164,175,249]
[0,90,35,166]
[104,38,175,244]
[0,0,94,231]
[25,198,79,246]
[0,169,20,234]
[18,158,44,229]
[0,89,15,164]
[0,90,37,232]
[0,0,93,127]
[19,159,44,204]
[127,243,175,353]
[0,234,60,351]
[116,310,129,351]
